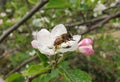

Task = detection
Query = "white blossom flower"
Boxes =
[0,12,6,17]
[76,25,87,34]
[113,22,120,28]
[110,2,116,7]
[26,64,29,68]
[32,17,49,27]
[91,0,94,2]
[10,33,13,37]
[65,9,72,16]
[93,2,106,17]
[110,0,120,7]
[32,31,38,39]
[32,18,42,27]
[40,17,49,23]
[52,14,56,18]
[31,24,81,56]
[6,9,12,12]
[29,50,36,56]
[40,10,45,13]
[81,0,85,4]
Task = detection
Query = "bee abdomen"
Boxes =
[54,39,64,46]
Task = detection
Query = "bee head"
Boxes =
[67,32,75,41]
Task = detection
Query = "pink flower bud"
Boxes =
[78,38,94,56]
[78,38,93,46]
[31,40,39,49]
[78,45,94,56]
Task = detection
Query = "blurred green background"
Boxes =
[0,0,120,82]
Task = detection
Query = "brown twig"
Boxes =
[0,0,49,43]
[104,3,120,12]
[65,16,107,27]
[81,12,120,35]
[4,55,38,79]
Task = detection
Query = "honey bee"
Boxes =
[54,32,74,49]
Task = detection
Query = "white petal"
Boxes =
[73,35,81,42]
[61,43,68,48]
[31,40,40,49]
[58,41,78,53]
[38,46,55,56]
[58,45,77,53]
[37,29,50,40]
[51,24,67,38]
[37,29,53,47]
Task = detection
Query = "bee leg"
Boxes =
[69,38,75,41]
[65,45,71,48]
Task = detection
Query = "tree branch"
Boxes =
[65,16,107,27]
[0,0,49,43]
[81,12,120,35]
[4,55,38,79]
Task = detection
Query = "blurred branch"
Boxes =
[65,16,107,27]
[4,55,38,79]
[64,12,120,35]
[0,0,49,43]
[105,4,120,11]
[65,4,120,28]
[81,12,120,35]
[4,54,50,81]
[103,3,120,14]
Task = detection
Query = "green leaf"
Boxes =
[28,0,39,4]
[67,69,92,82]
[47,0,70,8]
[58,61,69,69]
[69,0,79,4]
[22,64,50,76]
[59,67,92,82]
[33,69,59,82]
[32,74,48,82]
[36,50,48,65]
[9,52,30,67]
[6,73,25,82]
